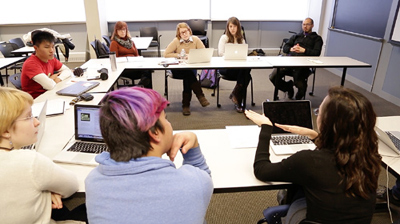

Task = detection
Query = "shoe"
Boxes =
[229,93,238,105]
[182,106,191,116]
[234,104,244,113]
[287,80,294,99]
[295,91,304,100]
[197,95,210,107]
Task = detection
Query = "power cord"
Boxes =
[387,165,394,223]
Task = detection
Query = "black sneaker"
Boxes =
[287,80,294,99]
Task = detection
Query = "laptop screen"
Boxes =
[74,104,103,142]
[262,100,313,134]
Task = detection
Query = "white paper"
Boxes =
[226,125,260,149]
[33,99,65,116]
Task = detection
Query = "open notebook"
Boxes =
[53,104,107,166]
[263,100,316,155]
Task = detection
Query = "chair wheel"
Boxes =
[309,92,314,96]
[252,103,256,106]
[217,104,221,108]
[211,93,215,97]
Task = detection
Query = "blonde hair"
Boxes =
[175,23,192,39]
[0,87,33,138]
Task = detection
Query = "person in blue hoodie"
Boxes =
[85,87,213,224]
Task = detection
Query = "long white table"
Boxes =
[377,116,400,178]
[0,57,26,86]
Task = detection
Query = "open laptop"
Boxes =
[224,44,248,60]
[56,81,100,97]
[263,100,316,155]
[53,104,108,166]
[186,48,214,64]
[375,126,400,154]
[22,100,47,150]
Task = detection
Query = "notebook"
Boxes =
[262,100,316,155]
[53,104,108,166]
[186,48,214,64]
[375,126,400,155]
[22,100,47,150]
[224,44,248,60]
[56,81,100,97]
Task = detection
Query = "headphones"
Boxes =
[73,67,84,77]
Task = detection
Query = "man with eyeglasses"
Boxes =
[269,17,323,100]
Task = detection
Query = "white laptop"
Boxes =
[375,126,400,154]
[263,100,316,155]
[22,100,47,150]
[53,104,107,166]
[224,44,248,60]
[186,48,214,64]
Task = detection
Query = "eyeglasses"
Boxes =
[180,30,189,35]
[302,23,312,26]
[117,29,127,32]
[16,115,38,123]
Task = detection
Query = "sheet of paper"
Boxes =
[226,125,260,149]
[33,99,65,116]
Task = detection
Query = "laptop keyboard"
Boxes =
[386,131,400,150]
[67,142,108,154]
[271,135,313,145]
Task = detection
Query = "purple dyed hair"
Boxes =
[101,87,168,132]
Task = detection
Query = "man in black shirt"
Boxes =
[269,18,323,100]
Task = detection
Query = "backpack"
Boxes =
[199,69,217,88]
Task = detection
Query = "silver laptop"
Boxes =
[224,44,248,60]
[263,100,316,155]
[375,126,400,154]
[53,104,107,166]
[22,100,47,150]
[56,81,100,97]
[186,48,214,64]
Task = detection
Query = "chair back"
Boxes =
[9,38,25,48]
[0,43,17,57]
[140,27,159,42]
[8,73,22,89]
[187,19,207,36]
[90,38,109,58]
[102,35,111,47]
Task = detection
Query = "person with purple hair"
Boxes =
[85,87,213,224]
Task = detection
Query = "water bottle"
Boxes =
[109,51,117,71]
[180,49,186,59]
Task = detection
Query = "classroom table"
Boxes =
[131,37,153,54]
[265,56,372,101]
[0,57,26,86]
[11,46,34,56]
[376,116,400,178]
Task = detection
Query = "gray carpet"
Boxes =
[5,62,399,223]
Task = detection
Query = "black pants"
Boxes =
[120,69,153,89]
[171,69,198,93]
[269,67,310,99]
[219,69,251,88]
[51,203,88,223]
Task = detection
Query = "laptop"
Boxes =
[375,126,400,154]
[53,104,108,166]
[56,81,100,97]
[224,44,248,60]
[262,100,316,155]
[22,100,47,150]
[186,48,214,64]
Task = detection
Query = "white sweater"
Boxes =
[0,149,78,224]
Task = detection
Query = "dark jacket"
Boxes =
[283,32,323,56]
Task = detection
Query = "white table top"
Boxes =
[11,46,34,54]
[376,116,400,177]
[131,37,153,50]
[0,57,25,69]
[264,56,371,68]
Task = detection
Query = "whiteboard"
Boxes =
[0,0,86,24]
[210,0,309,21]
[105,0,210,22]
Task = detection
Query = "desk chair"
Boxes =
[187,19,209,48]
[140,27,162,57]
[102,35,111,47]
[0,42,25,86]
[8,73,22,89]
[9,37,25,49]
[257,204,290,224]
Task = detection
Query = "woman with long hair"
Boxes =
[218,17,252,113]
[110,21,152,88]
[245,86,381,223]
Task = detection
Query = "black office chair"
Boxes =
[90,38,110,58]
[102,35,111,47]
[0,42,25,86]
[140,27,162,57]
[8,73,22,90]
[257,204,290,224]
[9,37,25,49]
[187,19,209,48]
